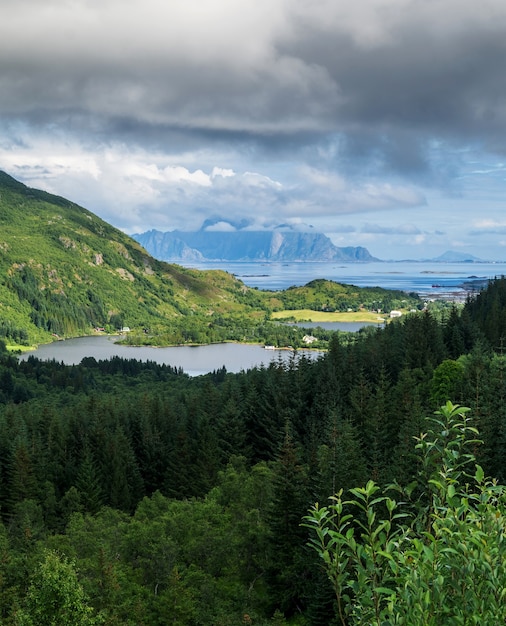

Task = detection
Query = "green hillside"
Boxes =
[266,278,420,313]
[0,171,422,349]
[0,171,267,346]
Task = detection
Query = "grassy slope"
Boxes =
[0,172,267,345]
[271,309,387,323]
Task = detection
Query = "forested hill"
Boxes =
[0,171,272,344]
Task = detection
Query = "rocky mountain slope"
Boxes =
[133,228,378,262]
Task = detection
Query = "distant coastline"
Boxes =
[174,259,506,297]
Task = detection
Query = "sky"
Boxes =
[2,0,506,261]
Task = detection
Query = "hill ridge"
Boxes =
[0,171,267,345]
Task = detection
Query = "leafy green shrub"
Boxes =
[305,401,506,625]
[15,549,102,625]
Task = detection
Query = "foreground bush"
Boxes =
[305,402,506,625]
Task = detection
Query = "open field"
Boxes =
[271,309,387,323]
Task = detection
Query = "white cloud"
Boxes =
[361,222,422,235]
[162,166,211,187]
[413,234,426,245]
[472,219,506,229]
[299,166,347,192]
[203,221,237,232]
[212,167,235,179]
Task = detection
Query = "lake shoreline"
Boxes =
[16,336,324,375]
[13,333,328,358]
[11,307,385,355]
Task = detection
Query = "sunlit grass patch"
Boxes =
[271,309,386,323]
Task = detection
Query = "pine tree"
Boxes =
[315,413,367,502]
[105,426,144,512]
[267,424,311,616]
[75,447,104,515]
[390,367,429,484]
[443,305,466,358]
[242,373,282,462]
[7,438,38,511]
[215,395,248,462]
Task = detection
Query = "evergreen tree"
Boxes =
[403,310,447,371]
[215,395,248,462]
[75,447,104,515]
[105,426,144,512]
[132,397,170,495]
[443,305,466,358]
[390,368,429,484]
[430,358,465,407]
[315,412,367,502]
[267,425,311,616]
[242,372,282,462]
[7,439,38,511]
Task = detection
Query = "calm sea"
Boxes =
[183,260,506,298]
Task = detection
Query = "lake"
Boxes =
[18,336,322,377]
[183,260,506,298]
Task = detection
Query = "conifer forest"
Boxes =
[4,277,506,624]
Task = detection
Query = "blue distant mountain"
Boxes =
[132,229,379,263]
[430,251,484,262]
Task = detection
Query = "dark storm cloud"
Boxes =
[3,0,506,167]
[277,3,506,177]
[302,5,505,130]
[2,0,506,261]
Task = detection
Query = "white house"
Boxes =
[302,335,318,344]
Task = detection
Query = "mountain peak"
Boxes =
[133,229,379,263]
[432,250,484,262]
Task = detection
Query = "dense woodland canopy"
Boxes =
[1,277,506,624]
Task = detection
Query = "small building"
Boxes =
[389,310,402,318]
[302,335,318,344]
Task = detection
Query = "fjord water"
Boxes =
[186,260,506,296]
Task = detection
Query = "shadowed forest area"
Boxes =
[2,277,506,624]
